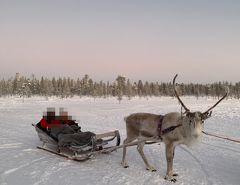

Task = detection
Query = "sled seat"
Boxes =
[33,124,57,145]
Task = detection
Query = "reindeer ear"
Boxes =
[186,112,193,118]
[201,111,212,120]
[206,111,212,119]
[209,111,212,117]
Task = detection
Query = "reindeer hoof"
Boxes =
[121,161,129,168]
[173,173,178,177]
[170,178,177,183]
[164,175,177,183]
[146,166,156,172]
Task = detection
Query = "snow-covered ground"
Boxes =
[0,96,239,185]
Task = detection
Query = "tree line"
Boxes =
[0,73,239,101]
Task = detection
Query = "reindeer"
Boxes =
[121,74,228,182]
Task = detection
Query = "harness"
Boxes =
[158,115,182,136]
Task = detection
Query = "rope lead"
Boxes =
[202,131,240,144]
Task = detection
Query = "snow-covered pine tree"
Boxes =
[29,74,39,95]
[40,77,52,100]
[0,79,3,97]
[106,81,111,97]
[137,80,143,98]
[236,82,240,99]
[98,81,104,97]
[18,79,31,102]
[88,78,94,96]
[143,81,151,99]
[62,77,71,98]
[12,73,21,95]
[132,82,138,96]
[126,79,133,100]
[51,77,57,96]
[116,75,126,103]
[81,74,91,96]
[152,82,160,96]
[103,82,107,98]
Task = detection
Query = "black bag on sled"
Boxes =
[49,124,95,147]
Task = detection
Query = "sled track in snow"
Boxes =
[32,160,66,185]
[202,140,240,154]
[0,157,47,185]
[0,132,38,151]
[179,146,213,185]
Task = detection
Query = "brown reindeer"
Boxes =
[121,74,228,182]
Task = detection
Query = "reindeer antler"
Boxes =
[173,74,190,112]
[203,86,229,114]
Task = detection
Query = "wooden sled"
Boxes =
[32,124,121,161]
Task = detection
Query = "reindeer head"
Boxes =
[173,74,228,138]
[184,111,205,138]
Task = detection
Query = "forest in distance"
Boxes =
[0,73,239,101]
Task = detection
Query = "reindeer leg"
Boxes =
[172,148,178,177]
[121,144,128,167]
[121,137,133,168]
[164,143,176,182]
[137,141,156,172]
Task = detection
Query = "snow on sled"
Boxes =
[33,124,121,161]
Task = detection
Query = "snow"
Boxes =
[0,96,240,185]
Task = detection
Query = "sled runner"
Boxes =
[32,124,121,161]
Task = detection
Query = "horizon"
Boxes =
[1,72,238,85]
[1,1,240,83]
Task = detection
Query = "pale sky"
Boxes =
[0,0,240,83]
